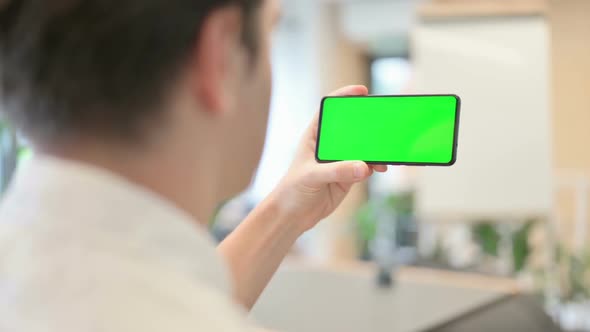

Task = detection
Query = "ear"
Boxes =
[189,7,243,116]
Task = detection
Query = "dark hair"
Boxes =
[0,0,262,143]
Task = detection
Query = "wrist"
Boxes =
[264,187,309,238]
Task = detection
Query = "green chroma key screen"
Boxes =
[316,95,461,165]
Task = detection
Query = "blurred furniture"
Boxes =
[253,261,520,332]
[425,295,562,332]
[420,0,547,18]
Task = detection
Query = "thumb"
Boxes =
[310,161,371,184]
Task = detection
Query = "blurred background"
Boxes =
[1,0,589,331]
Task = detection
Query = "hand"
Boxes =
[218,86,387,309]
[269,85,388,233]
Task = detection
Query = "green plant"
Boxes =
[473,222,501,256]
[551,246,590,302]
[356,192,414,242]
[529,244,590,304]
[471,219,537,274]
[512,220,535,272]
[18,146,33,162]
[355,191,415,259]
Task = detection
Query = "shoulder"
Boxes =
[0,248,251,332]
[93,268,252,332]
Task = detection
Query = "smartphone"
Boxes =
[315,94,461,166]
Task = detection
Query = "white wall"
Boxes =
[340,0,417,41]
[249,0,323,201]
[412,16,553,221]
[338,0,424,56]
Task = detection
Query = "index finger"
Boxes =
[329,85,369,97]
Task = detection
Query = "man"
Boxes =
[0,0,387,331]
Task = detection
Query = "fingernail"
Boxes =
[354,163,365,179]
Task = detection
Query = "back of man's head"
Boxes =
[0,0,261,143]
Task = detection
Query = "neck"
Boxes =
[36,139,218,225]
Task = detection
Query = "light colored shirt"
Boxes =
[0,156,251,331]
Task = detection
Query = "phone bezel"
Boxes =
[315,94,462,166]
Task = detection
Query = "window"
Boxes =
[371,57,412,96]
